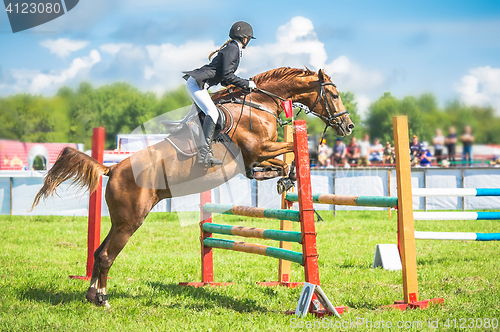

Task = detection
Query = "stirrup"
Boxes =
[199,147,223,166]
[200,156,223,166]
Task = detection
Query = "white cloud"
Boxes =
[355,94,372,119]
[100,43,134,55]
[29,50,101,93]
[144,40,216,86]
[240,16,385,93]
[2,16,384,98]
[456,66,500,114]
[40,38,90,58]
[128,16,384,95]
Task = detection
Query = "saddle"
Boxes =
[160,104,233,137]
[160,104,235,158]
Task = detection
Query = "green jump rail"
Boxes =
[286,193,398,208]
[203,203,301,222]
[203,238,304,265]
[202,223,302,243]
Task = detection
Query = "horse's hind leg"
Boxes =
[86,204,150,307]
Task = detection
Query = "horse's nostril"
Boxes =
[348,124,355,129]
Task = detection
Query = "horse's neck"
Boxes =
[256,83,297,117]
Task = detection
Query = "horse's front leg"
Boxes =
[256,141,294,161]
[252,158,289,180]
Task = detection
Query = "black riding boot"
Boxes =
[199,118,223,166]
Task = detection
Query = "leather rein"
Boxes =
[256,80,350,129]
[217,78,349,130]
[216,79,349,131]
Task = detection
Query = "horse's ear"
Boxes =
[318,69,325,81]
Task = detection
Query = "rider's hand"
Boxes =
[248,81,257,90]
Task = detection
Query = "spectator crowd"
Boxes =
[315,125,479,168]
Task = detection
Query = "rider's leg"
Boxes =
[185,77,222,166]
[186,77,219,123]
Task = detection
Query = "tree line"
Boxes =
[1,82,499,149]
[364,92,500,146]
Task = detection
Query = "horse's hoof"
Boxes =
[96,300,111,308]
[95,293,110,308]
[86,287,97,303]
[277,177,294,195]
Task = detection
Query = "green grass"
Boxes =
[1,211,499,331]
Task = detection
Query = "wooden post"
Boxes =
[293,120,320,285]
[9,177,13,216]
[391,116,443,309]
[332,170,336,217]
[200,191,214,283]
[393,116,419,303]
[278,125,294,285]
[388,170,391,218]
[423,169,427,212]
[70,127,105,280]
[179,191,234,287]
[461,168,466,211]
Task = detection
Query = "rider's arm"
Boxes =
[221,42,250,90]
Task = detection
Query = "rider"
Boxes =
[183,21,257,166]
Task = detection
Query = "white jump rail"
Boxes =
[412,188,500,197]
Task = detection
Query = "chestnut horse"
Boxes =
[32,67,354,307]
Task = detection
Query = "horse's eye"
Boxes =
[332,95,339,99]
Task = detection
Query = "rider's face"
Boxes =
[242,37,250,48]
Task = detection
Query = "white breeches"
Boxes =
[186,76,219,123]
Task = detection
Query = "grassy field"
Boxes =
[0,210,499,331]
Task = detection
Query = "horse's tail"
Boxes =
[31,147,110,210]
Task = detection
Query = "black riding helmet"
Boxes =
[229,21,255,48]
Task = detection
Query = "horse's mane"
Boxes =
[251,67,316,85]
[211,67,316,99]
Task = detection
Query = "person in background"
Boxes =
[10,155,24,169]
[317,139,329,167]
[461,125,474,166]
[2,155,9,168]
[445,126,457,163]
[418,142,433,167]
[409,135,422,166]
[383,141,395,164]
[369,137,384,164]
[491,156,500,167]
[433,128,445,163]
[346,137,359,165]
[358,134,371,166]
[332,137,346,166]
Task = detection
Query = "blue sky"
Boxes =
[1,0,500,117]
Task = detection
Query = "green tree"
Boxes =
[0,94,69,143]
[365,92,399,143]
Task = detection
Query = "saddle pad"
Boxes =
[166,123,199,157]
[216,105,233,134]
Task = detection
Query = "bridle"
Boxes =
[254,78,350,133]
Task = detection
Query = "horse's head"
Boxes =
[247,67,355,136]
[298,69,355,136]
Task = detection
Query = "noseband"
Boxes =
[255,79,350,130]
